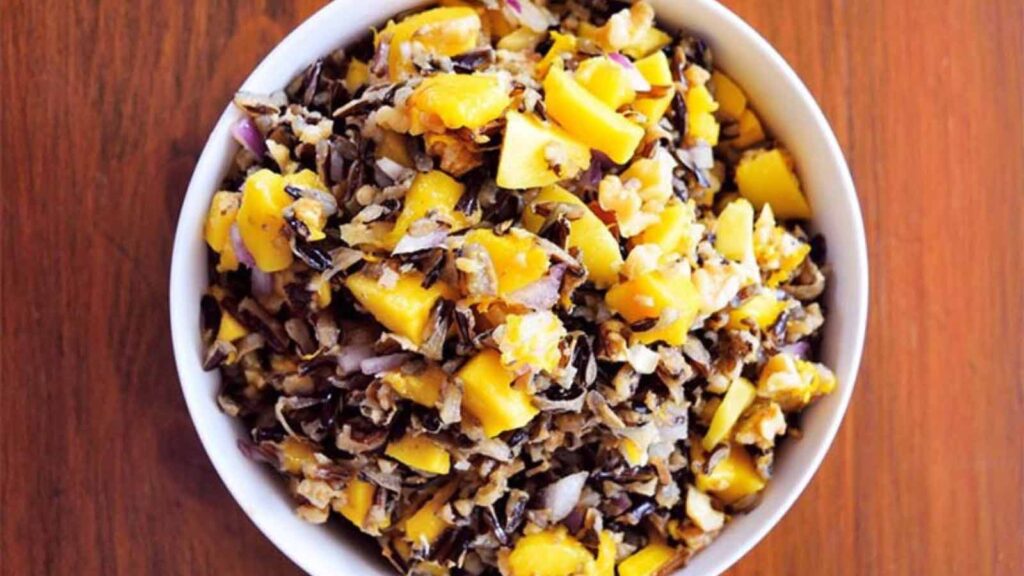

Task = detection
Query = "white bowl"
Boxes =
[169,1,868,574]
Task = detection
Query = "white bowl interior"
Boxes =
[169,1,867,574]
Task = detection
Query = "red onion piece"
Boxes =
[508,264,566,310]
[608,53,652,92]
[360,353,412,376]
[231,117,267,160]
[506,0,521,13]
[608,52,631,67]
[392,229,449,255]
[543,471,588,522]
[250,269,274,297]
[780,341,811,360]
[336,344,374,375]
[229,224,256,268]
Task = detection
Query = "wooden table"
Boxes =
[2,0,1021,574]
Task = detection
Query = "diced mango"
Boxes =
[578,2,669,59]
[632,52,675,127]
[686,84,719,116]
[617,542,677,576]
[344,271,448,345]
[456,349,538,437]
[685,84,720,145]
[379,7,482,80]
[537,31,577,76]
[767,242,811,287]
[636,200,699,258]
[385,434,451,475]
[703,377,757,450]
[696,445,766,505]
[376,130,415,168]
[337,478,376,528]
[633,92,674,128]
[204,191,240,253]
[728,292,787,330]
[408,73,510,134]
[217,236,240,273]
[278,437,316,475]
[709,71,747,120]
[576,56,637,110]
[595,531,617,576]
[344,59,370,94]
[498,312,566,373]
[544,64,645,165]
[507,527,596,576]
[404,483,458,546]
[216,311,248,342]
[735,148,811,220]
[605,269,702,346]
[715,198,755,261]
[236,169,295,272]
[731,108,766,149]
[381,364,446,407]
[688,112,721,145]
[389,170,470,248]
[522,185,623,287]
[497,26,544,52]
[497,112,592,189]
[621,27,673,59]
[463,228,549,294]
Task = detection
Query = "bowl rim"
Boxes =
[169,1,868,575]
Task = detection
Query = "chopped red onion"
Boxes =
[251,269,274,297]
[231,116,267,160]
[506,0,521,13]
[543,471,588,522]
[780,341,811,359]
[229,224,256,268]
[392,229,449,255]
[608,53,651,92]
[360,353,412,375]
[508,264,566,310]
[336,344,374,374]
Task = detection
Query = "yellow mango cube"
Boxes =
[463,228,549,294]
[236,169,296,272]
[456,349,538,437]
[685,84,721,145]
[522,185,623,287]
[703,377,757,450]
[337,478,376,528]
[496,112,591,189]
[544,64,645,164]
[344,271,448,345]
[537,31,577,76]
[498,312,566,374]
[389,170,470,248]
[634,92,675,128]
[379,7,482,80]
[496,27,544,52]
[709,71,747,120]
[344,59,370,94]
[736,148,812,220]
[728,293,787,330]
[375,130,415,168]
[605,270,702,346]
[634,51,673,86]
[216,311,248,342]
[617,542,677,576]
[731,108,766,149]
[204,191,240,253]
[507,527,596,576]
[621,27,673,59]
[385,434,451,475]
[380,364,446,407]
[715,198,755,261]
[636,200,699,258]
[576,56,637,110]
[408,73,510,134]
[404,483,458,546]
[595,531,617,576]
[278,437,316,475]
[696,445,766,505]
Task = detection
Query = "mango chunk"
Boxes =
[522,185,623,287]
[636,200,700,259]
[236,170,295,272]
[457,349,538,437]
[463,228,549,294]
[618,542,678,576]
[385,434,451,475]
[337,478,376,528]
[580,2,669,59]
[497,26,544,52]
[758,355,836,412]
[544,64,644,165]
[731,108,766,149]
[537,31,577,76]
[605,269,702,346]
[381,364,446,407]
[497,112,591,189]
[696,445,766,505]
[576,56,637,110]
[344,271,447,345]
[715,198,755,261]
[375,130,415,168]
[621,27,673,59]
[703,377,757,450]
[685,84,721,145]
[634,51,673,86]
[736,148,812,220]
[216,311,248,342]
[497,311,566,373]
[389,170,470,248]
[709,71,747,120]
[595,531,617,576]
[344,59,370,94]
[408,73,510,134]
[631,51,675,127]
[379,7,482,80]
[204,191,240,253]
[728,292,787,330]
[404,483,458,546]
[507,527,596,576]
[278,437,317,475]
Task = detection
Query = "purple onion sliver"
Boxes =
[251,269,274,297]
[608,52,632,68]
[229,224,256,268]
[506,0,522,13]
[780,341,811,360]
[360,353,412,376]
[231,116,267,160]
[508,264,566,310]
[337,344,375,375]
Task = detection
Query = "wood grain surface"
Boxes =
[1,0,1021,574]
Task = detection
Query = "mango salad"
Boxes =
[201,2,835,574]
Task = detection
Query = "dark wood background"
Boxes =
[2,0,1021,574]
